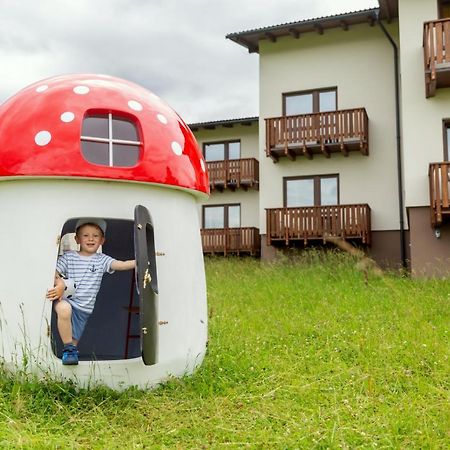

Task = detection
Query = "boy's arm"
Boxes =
[46,271,65,301]
[110,259,136,271]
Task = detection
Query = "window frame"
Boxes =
[438,0,450,18]
[202,203,241,229]
[282,87,338,116]
[203,140,241,162]
[81,112,142,168]
[442,119,450,160]
[283,174,340,207]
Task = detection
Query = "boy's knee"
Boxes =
[55,300,72,319]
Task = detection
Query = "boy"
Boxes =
[46,218,135,365]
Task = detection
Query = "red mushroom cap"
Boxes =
[0,74,209,196]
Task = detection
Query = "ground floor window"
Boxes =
[203,204,241,228]
[284,175,339,207]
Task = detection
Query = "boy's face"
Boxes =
[75,224,105,255]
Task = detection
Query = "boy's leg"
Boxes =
[54,299,73,345]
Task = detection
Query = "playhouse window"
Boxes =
[81,114,141,167]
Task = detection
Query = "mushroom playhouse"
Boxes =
[0,74,209,389]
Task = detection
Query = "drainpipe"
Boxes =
[376,10,407,269]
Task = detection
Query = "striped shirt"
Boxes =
[56,251,115,313]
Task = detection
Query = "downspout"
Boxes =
[376,10,407,269]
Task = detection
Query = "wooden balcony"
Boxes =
[429,162,450,227]
[424,19,450,97]
[201,227,260,255]
[207,158,259,191]
[265,108,368,162]
[266,204,371,246]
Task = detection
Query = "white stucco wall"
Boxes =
[398,0,450,207]
[259,21,401,233]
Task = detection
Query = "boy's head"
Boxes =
[74,219,107,255]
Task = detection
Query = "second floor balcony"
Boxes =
[429,162,450,227]
[265,108,369,162]
[207,158,259,191]
[266,204,371,246]
[424,18,450,97]
[201,227,261,255]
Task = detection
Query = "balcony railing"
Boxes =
[266,204,371,245]
[265,108,368,162]
[207,158,259,191]
[429,162,450,226]
[201,227,260,255]
[424,18,450,97]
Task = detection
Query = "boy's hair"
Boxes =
[75,222,104,237]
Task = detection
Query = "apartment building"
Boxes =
[192,0,450,277]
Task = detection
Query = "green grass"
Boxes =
[0,251,449,449]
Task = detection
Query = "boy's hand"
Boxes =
[46,278,65,301]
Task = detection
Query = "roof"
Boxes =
[0,74,209,196]
[189,116,258,131]
[226,5,397,54]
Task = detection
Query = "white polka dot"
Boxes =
[157,113,168,124]
[73,85,90,95]
[171,141,183,156]
[36,85,48,93]
[200,159,206,172]
[60,112,75,123]
[128,100,143,111]
[35,131,52,146]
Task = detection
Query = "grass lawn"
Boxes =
[0,252,448,448]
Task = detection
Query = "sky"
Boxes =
[0,0,378,123]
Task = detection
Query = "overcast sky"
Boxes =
[0,0,378,123]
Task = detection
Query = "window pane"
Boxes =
[204,143,225,161]
[285,94,313,116]
[112,118,139,141]
[228,142,240,160]
[112,144,140,167]
[81,140,110,166]
[319,91,336,112]
[82,116,109,138]
[320,177,338,205]
[204,206,224,229]
[286,179,314,207]
[228,205,241,228]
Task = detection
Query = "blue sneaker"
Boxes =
[62,344,79,365]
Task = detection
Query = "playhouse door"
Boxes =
[134,205,158,365]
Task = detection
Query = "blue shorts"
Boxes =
[70,306,91,341]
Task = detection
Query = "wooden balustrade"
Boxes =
[207,158,259,191]
[429,162,450,226]
[424,18,450,97]
[265,108,368,162]
[201,227,260,255]
[266,204,371,245]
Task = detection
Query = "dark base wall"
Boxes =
[260,230,408,271]
[408,207,450,278]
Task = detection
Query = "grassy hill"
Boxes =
[0,252,448,448]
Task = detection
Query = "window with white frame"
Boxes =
[81,114,141,167]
